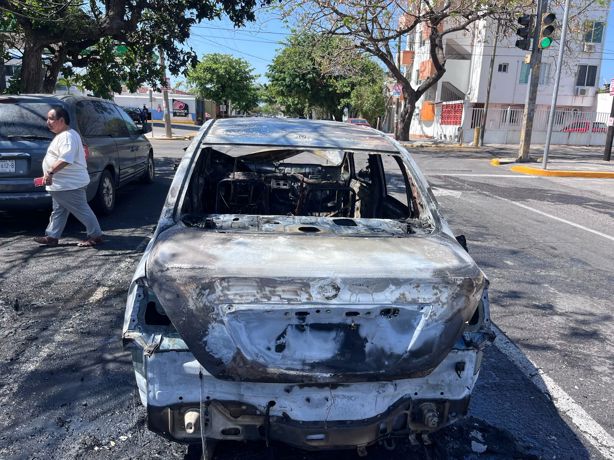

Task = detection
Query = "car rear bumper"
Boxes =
[137,344,485,449]
[0,191,52,209]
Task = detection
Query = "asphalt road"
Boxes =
[0,139,611,459]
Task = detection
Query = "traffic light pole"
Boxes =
[542,0,571,169]
[517,0,548,162]
[480,19,501,146]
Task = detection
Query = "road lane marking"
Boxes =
[429,174,540,178]
[432,187,462,198]
[491,195,614,243]
[493,324,614,459]
[0,237,150,412]
[442,175,614,242]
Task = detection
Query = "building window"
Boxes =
[539,63,551,85]
[584,21,604,43]
[519,62,552,85]
[519,62,530,84]
[498,63,509,73]
[576,64,598,87]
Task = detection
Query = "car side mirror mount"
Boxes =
[141,124,152,134]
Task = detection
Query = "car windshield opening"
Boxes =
[180,146,430,233]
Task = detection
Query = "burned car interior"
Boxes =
[180,147,426,231]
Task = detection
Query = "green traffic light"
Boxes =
[539,37,553,48]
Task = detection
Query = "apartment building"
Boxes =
[404,6,609,145]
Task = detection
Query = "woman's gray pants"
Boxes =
[45,187,103,239]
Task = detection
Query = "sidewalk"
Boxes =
[403,140,614,179]
[146,122,199,141]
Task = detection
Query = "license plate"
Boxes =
[0,160,16,173]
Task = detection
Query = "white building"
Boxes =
[404,6,609,145]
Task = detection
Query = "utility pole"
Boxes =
[518,0,548,162]
[395,36,402,139]
[480,19,501,146]
[159,48,173,139]
[542,0,569,168]
[603,96,614,161]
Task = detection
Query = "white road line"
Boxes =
[0,237,150,411]
[432,188,462,198]
[430,173,540,178]
[490,194,614,243]
[493,324,614,459]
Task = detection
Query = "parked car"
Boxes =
[121,106,143,124]
[346,117,371,127]
[0,94,155,214]
[123,118,493,457]
[561,121,608,133]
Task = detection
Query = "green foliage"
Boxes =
[187,54,260,113]
[4,0,271,93]
[73,38,162,98]
[265,33,386,121]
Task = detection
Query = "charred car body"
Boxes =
[123,118,493,454]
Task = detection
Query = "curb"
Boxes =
[510,165,614,178]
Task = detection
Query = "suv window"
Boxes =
[0,101,55,139]
[114,105,142,137]
[102,102,129,137]
[77,101,110,137]
[77,101,129,138]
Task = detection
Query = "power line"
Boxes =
[190,31,281,45]
[190,24,290,36]
[190,35,271,63]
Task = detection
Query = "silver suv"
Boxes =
[0,94,155,214]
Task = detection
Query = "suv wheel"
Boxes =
[92,169,116,215]
[141,153,155,184]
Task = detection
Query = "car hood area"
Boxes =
[145,223,486,383]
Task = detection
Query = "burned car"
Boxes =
[123,118,493,456]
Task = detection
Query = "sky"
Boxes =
[178,3,614,87]
[600,3,614,84]
[179,7,292,86]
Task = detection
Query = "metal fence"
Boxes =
[470,108,609,132]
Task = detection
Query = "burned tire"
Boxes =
[92,169,116,215]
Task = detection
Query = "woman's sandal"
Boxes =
[77,236,104,247]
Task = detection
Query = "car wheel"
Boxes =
[141,153,155,184]
[92,169,116,215]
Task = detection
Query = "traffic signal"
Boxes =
[515,14,533,50]
[538,13,556,49]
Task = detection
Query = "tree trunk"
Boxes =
[397,92,416,142]
[0,38,6,93]
[21,32,45,93]
[43,48,67,93]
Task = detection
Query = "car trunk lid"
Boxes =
[146,225,485,383]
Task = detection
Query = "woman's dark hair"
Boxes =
[51,105,70,125]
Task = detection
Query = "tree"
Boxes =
[0,0,271,94]
[186,54,259,114]
[266,33,386,122]
[280,0,513,140]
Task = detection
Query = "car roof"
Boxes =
[203,117,398,153]
[0,94,114,105]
